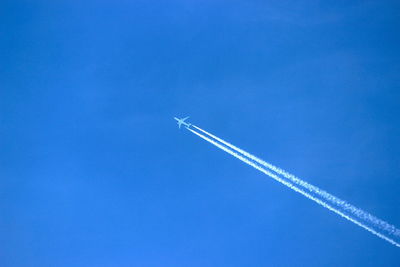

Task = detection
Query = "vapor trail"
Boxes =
[192,125,400,238]
[187,127,400,248]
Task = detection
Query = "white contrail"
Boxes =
[192,125,400,238]
[187,127,400,248]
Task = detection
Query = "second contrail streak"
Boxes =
[192,125,400,238]
[187,127,400,248]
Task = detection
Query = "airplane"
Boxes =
[174,116,191,129]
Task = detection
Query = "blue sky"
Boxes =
[1,1,400,266]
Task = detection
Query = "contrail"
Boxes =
[192,125,400,238]
[187,127,400,248]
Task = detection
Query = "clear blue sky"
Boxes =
[1,1,400,266]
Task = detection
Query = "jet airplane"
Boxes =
[174,116,191,129]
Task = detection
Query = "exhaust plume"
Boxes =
[187,126,400,248]
[192,125,400,238]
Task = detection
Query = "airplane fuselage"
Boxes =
[174,116,191,129]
